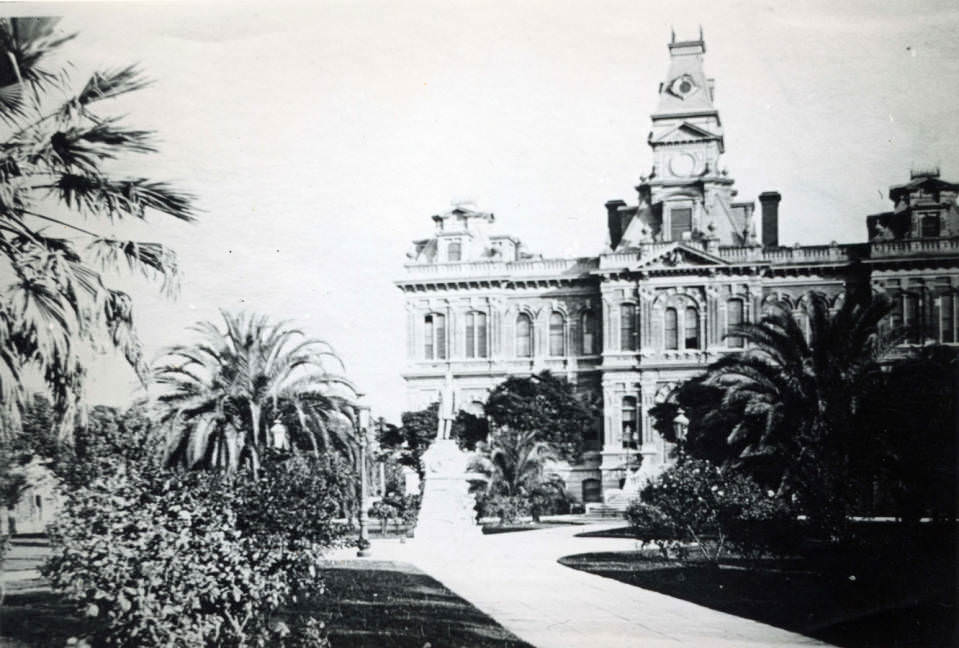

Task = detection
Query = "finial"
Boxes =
[699,25,703,42]
[670,26,675,43]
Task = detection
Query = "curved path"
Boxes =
[335,522,832,648]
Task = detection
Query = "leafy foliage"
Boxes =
[382,403,486,476]
[0,18,196,430]
[471,427,571,522]
[657,291,901,538]
[43,452,346,647]
[484,370,597,463]
[638,455,794,564]
[153,311,360,473]
[368,492,421,534]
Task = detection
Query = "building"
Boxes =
[395,32,959,505]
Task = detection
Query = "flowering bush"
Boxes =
[369,492,420,534]
[43,452,347,647]
[624,500,686,561]
[640,456,794,563]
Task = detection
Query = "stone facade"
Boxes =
[396,32,959,504]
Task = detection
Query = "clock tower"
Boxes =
[625,29,754,247]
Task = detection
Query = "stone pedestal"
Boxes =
[413,439,482,543]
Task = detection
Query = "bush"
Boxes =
[476,493,531,524]
[369,491,420,534]
[43,452,348,647]
[624,500,686,561]
[528,475,575,520]
[641,456,795,564]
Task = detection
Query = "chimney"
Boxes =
[759,191,781,247]
[605,199,627,249]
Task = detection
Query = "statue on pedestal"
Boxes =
[437,370,455,440]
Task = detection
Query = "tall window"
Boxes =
[664,308,678,350]
[465,311,488,358]
[670,207,692,241]
[516,313,532,358]
[581,309,596,355]
[447,241,462,261]
[921,214,940,238]
[622,396,638,449]
[549,312,565,356]
[904,293,919,343]
[726,299,744,348]
[942,294,955,343]
[620,303,637,351]
[424,313,446,360]
[685,306,700,349]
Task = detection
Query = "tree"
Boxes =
[664,290,901,537]
[381,403,489,477]
[483,370,598,462]
[152,310,360,473]
[0,18,196,431]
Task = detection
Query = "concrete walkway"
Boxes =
[339,522,832,648]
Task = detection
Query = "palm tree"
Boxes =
[152,310,361,473]
[0,18,195,432]
[471,428,560,498]
[692,290,900,534]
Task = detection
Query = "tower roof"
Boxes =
[652,29,718,120]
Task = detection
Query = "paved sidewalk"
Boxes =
[340,522,832,648]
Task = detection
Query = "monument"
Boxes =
[413,371,482,542]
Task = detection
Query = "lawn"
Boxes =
[560,524,957,648]
[1,539,530,648]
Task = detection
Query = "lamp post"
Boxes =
[356,404,372,558]
[672,409,689,443]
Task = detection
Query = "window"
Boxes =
[620,303,637,351]
[622,396,638,449]
[448,241,462,261]
[516,313,532,358]
[685,306,700,349]
[465,311,487,358]
[942,294,955,343]
[921,214,940,238]
[424,313,446,359]
[664,308,678,350]
[904,293,919,343]
[581,309,596,355]
[582,478,602,503]
[549,312,565,356]
[726,299,744,348]
[670,207,692,241]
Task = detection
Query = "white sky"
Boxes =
[13,0,959,421]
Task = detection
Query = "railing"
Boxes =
[870,237,959,258]
[402,256,596,280]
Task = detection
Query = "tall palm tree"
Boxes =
[152,311,361,473]
[0,17,195,432]
[694,290,900,532]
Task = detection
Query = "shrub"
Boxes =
[43,453,346,647]
[641,456,794,564]
[476,493,531,524]
[528,475,574,520]
[624,500,686,561]
[369,491,420,534]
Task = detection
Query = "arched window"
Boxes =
[685,306,700,349]
[622,396,638,449]
[941,294,955,343]
[904,293,919,344]
[448,241,462,261]
[580,309,596,355]
[620,303,637,351]
[465,311,488,358]
[664,308,678,350]
[516,313,533,358]
[726,299,744,348]
[549,312,565,356]
[424,313,446,360]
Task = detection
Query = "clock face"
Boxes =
[669,74,698,100]
[668,152,697,177]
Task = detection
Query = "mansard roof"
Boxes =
[889,174,959,202]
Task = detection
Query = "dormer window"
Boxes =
[670,207,693,241]
[920,213,940,238]
[448,241,462,261]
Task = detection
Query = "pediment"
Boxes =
[650,121,721,144]
[633,243,727,270]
